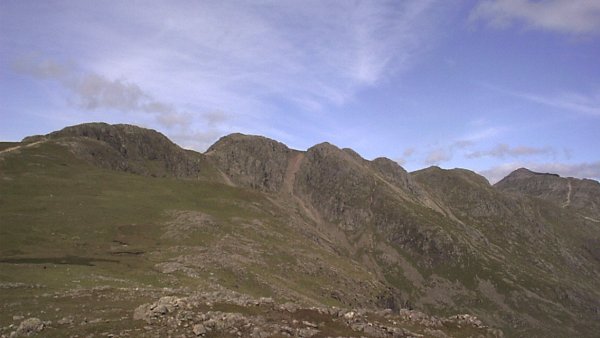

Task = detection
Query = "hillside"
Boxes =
[1,123,599,337]
[495,167,600,221]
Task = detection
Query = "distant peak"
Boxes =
[505,167,560,180]
[206,133,289,154]
[307,142,341,153]
[372,157,401,167]
[514,167,533,174]
[42,122,172,145]
[411,166,443,175]
[413,166,490,187]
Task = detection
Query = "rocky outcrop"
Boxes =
[413,166,518,220]
[495,168,600,220]
[370,157,421,195]
[293,143,461,265]
[12,318,45,337]
[294,142,376,230]
[131,291,502,338]
[23,122,211,178]
[205,133,292,192]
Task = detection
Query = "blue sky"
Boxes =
[1,0,599,182]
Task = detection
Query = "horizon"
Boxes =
[10,120,599,185]
[1,1,599,183]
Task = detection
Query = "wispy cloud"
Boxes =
[403,148,416,157]
[82,1,442,113]
[467,143,554,159]
[13,58,229,150]
[13,58,193,126]
[513,91,600,116]
[5,1,444,149]
[395,147,416,166]
[419,123,505,166]
[481,161,600,183]
[470,0,600,35]
[425,148,452,165]
[481,83,600,117]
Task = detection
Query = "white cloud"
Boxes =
[403,147,416,157]
[514,91,600,117]
[14,59,195,128]
[480,83,600,117]
[7,1,444,150]
[460,126,504,142]
[467,143,554,159]
[394,147,416,166]
[480,161,600,184]
[425,148,452,165]
[13,58,232,150]
[470,0,600,35]
[79,0,442,115]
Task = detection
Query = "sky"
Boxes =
[1,0,599,183]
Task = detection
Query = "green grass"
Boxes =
[0,142,279,328]
[0,142,268,255]
[0,140,390,335]
[0,142,19,152]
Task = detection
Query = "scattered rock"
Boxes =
[15,318,44,336]
[302,320,317,328]
[57,316,74,325]
[297,327,319,337]
[343,311,356,319]
[192,323,206,336]
[279,302,299,313]
[126,291,500,338]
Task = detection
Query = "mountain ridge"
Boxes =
[2,122,600,337]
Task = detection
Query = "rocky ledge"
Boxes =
[132,290,503,338]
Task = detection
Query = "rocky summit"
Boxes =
[1,123,599,337]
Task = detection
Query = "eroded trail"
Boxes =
[282,152,304,195]
[562,181,572,207]
[0,141,44,155]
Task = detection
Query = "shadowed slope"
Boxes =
[495,167,600,221]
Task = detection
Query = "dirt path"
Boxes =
[281,152,304,195]
[582,216,600,223]
[0,141,44,156]
[562,181,572,207]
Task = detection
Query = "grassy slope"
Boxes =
[0,141,391,336]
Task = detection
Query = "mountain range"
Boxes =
[1,122,599,337]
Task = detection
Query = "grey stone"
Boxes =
[192,323,206,336]
[15,318,44,337]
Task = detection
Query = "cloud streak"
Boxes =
[514,91,600,117]
[14,58,193,128]
[470,0,600,35]
[13,58,234,150]
[69,0,442,117]
[425,148,452,165]
[467,143,554,159]
[480,83,600,117]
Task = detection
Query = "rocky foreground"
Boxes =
[2,286,502,337]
